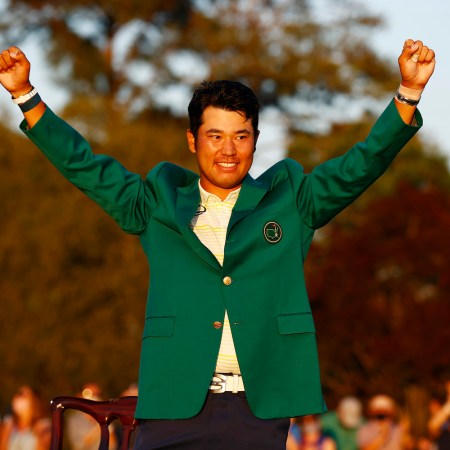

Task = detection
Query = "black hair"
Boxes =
[188,80,260,139]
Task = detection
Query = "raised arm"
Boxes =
[0,46,155,235]
[297,39,436,229]
[0,46,45,128]
[428,382,450,439]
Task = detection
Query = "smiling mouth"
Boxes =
[217,162,238,168]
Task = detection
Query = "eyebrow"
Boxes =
[206,128,251,135]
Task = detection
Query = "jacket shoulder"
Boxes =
[145,162,198,200]
[256,158,306,187]
[146,162,197,185]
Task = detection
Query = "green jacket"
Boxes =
[22,100,421,420]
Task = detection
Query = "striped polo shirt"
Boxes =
[190,182,241,374]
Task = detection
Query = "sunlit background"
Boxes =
[1,1,449,448]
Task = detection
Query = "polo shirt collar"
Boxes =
[198,180,241,204]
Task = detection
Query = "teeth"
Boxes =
[218,162,236,168]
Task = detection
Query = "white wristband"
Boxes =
[12,87,37,105]
[398,84,423,101]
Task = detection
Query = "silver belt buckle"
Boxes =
[210,373,227,393]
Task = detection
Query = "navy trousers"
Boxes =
[134,391,290,450]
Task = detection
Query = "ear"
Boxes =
[186,129,196,154]
[254,129,260,152]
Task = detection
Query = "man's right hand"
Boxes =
[0,46,33,98]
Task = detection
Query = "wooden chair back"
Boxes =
[50,395,138,450]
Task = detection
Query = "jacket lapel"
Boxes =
[176,180,222,271]
[228,174,270,232]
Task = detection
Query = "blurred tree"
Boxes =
[0,122,148,409]
[305,180,450,404]
[292,112,450,405]
[1,0,395,133]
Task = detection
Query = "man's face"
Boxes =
[187,106,258,200]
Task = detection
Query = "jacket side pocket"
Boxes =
[277,312,316,335]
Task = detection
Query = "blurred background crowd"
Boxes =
[287,380,450,450]
[1,379,450,450]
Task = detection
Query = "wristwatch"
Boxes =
[395,89,420,106]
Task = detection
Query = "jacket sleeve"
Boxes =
[21,107,157,234]
[295,99,423,229]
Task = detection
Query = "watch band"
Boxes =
[19,92,42,112]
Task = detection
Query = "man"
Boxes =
[0,40,435,449]
[357,395,408,450]
[428,379,450,450]
[320,396,364,450]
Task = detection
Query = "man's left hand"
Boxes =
[398,39,436,90]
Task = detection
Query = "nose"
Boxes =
[221,137,236,155]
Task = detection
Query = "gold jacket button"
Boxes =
[223,276,232,285]
[213,321,223,329]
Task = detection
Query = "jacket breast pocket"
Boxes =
[277,312,316,335]
[143,316,175,338]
